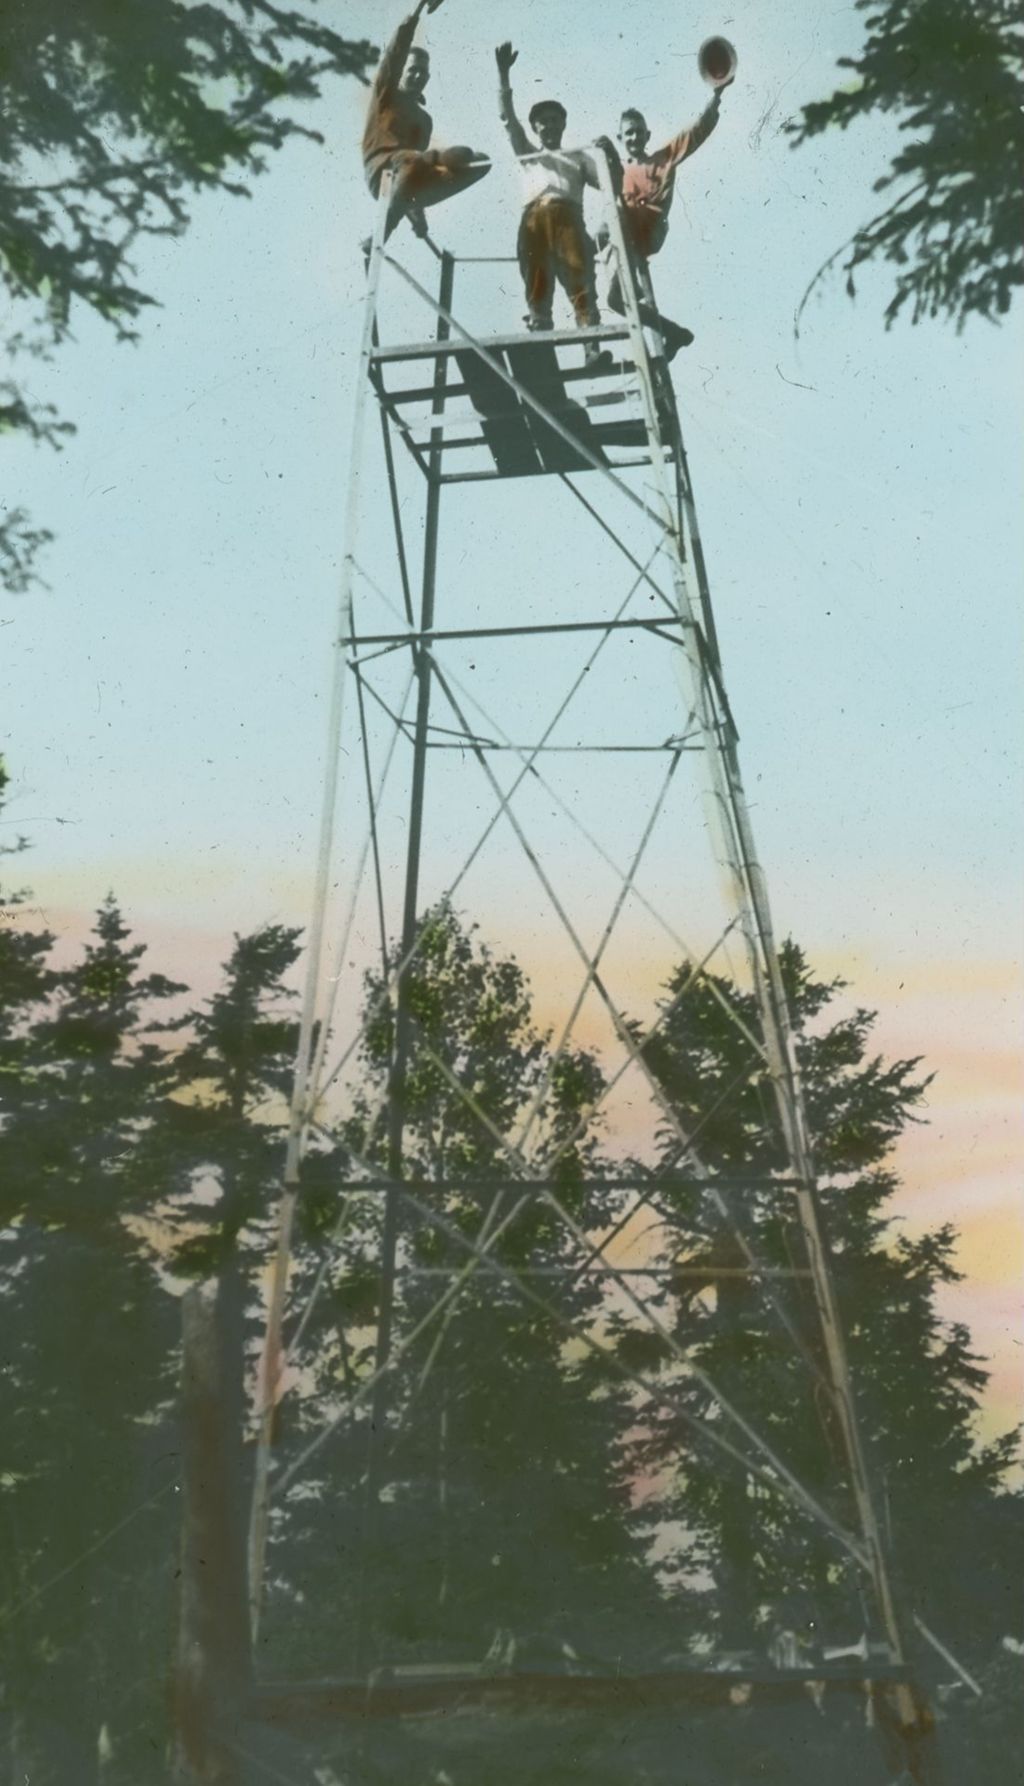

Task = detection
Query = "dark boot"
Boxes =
[582,339,614,373]
[661,319,695,362]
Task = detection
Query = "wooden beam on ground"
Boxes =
[248,1662,913,1726]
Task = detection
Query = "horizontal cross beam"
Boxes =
[371,322,631,366]
[310,1175,808,1197]
[404,1265,813,1280]
[422,741,702,754]
[348,616,687,649]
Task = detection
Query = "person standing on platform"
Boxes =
[601,84,731,359]
[495,41,621,369]
[363,0,490,242]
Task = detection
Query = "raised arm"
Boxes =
[661,88,727,169]
[495,42,531,158]
[373,0,444,102]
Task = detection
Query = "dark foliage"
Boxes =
[259,904,673,1700]
[0,0,376,589]
[0,857,184,1779]
[0,904,306,1780]
[1,799,1019,1779]
[788,0,1024,329]
[629,941,1022,1710]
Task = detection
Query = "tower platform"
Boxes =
[370,322,674,482]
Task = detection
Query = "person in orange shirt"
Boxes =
[602,84,731,359]
[362,0,490,242]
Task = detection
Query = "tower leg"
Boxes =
[592,147,927,1761]
[358,250,455,1668]
[246,173,393,1645]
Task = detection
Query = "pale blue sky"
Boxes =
[1,0,1021,1431]
[4,0,1020,960]
[2,3,1022,1421]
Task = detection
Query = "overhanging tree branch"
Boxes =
[787,0,1024,330]
[0,1,377,591]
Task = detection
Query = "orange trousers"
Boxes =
[516,198,598,330]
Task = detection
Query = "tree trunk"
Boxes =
[172,1284,252,1784]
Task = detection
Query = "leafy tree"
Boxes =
[787,0,1024,329]
[629,943,1022,1703]
[0,0,376,590]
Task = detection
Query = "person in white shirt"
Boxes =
[495,42,620,366]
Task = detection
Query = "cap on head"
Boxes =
[529,98,568,130]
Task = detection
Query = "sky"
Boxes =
[2,0,1021,1440]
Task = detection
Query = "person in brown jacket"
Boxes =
[601,86,731,359]
[362,0,490,241]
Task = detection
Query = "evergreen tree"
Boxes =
[0,756,56,1780]
[150,924,303,1723]
[5,819,1014,1782]
[0,878,184,1782]
[157,922,303,1363]
[0,757,55,1164]
[261,905,678,1773]
[629,943,1022,1693]
[0,859,312,1777]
